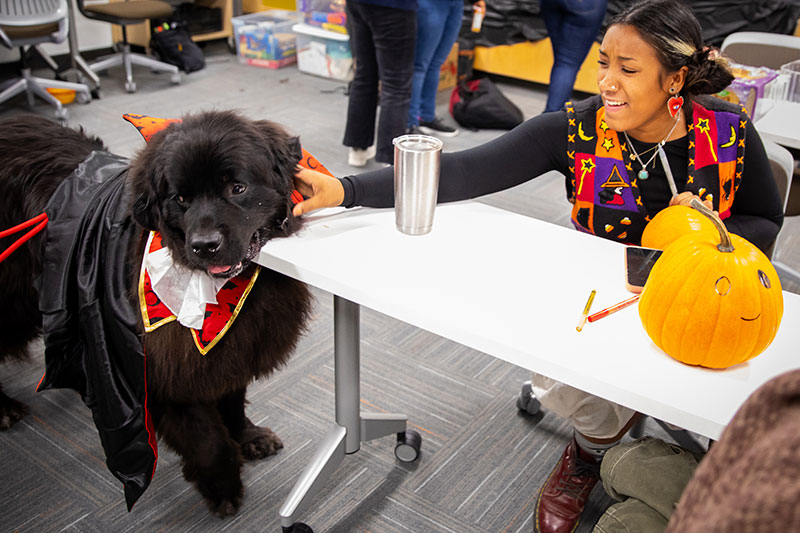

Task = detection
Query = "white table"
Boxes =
[257,202,800,531]
[755,98,800,150]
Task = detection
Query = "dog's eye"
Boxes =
[175,195,187,207]
[231,183,247,195]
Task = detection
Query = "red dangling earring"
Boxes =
[667,87,684,118]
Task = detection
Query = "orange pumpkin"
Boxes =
[641,204,718,250]
[638,199,783,369]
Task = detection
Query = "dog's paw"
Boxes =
[239,425,283,460]
[0,397,29,430]
[197,477,244,518]
[207,495,242,518]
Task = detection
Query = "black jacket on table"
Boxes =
[340,95,783,253]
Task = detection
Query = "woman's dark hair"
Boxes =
[610,0,734,98]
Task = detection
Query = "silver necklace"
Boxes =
[628,143,659,162]
[623,110,682,181]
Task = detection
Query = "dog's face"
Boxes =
[129,111,303,278]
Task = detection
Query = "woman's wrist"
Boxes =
[339,176,356,208]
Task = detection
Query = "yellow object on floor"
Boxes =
[46,88,76,104]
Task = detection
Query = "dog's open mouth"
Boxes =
[208,263,242,277]
[206,229,268,278]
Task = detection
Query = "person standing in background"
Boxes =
[407,0,485,137]
[344,0,417,167]
[541,0,608,113]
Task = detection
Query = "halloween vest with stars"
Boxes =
[122,112,333,354]
[564,95,747,245]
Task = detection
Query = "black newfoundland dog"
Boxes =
[0,112,312,516]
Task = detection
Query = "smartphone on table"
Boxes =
[624,246,663,293]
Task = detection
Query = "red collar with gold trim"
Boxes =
[138,231,259,355]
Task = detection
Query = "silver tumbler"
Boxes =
[393,134,443,235]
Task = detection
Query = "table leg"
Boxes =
[278,296,413,531]
[279,424,346,529]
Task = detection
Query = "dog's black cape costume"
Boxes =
[35,151,157,510]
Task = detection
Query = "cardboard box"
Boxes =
[438,42,458,92]
[232,10,303,69]
[293,23,353,81]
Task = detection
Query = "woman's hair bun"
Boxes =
[684,49,734,97]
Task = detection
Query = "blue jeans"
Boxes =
[344,1,416,163]
[407,0,463,127]
[540,0,607,112]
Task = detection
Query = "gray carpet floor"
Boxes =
[1,40,798,532]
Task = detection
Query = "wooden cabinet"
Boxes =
[242,0,295,12]
[111,0,233,51]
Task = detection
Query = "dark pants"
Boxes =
[541,0,607,112]
[343,1,416,163]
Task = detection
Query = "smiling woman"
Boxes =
[290,0,786,531]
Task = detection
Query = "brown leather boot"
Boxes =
[534,437,601,533]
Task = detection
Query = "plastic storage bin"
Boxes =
[777,60,800,103]
[292,23,353,81]
[718,63,779,120]
[232,10,303,69]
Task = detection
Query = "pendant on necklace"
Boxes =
[638,169,649,180]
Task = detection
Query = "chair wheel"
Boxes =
[282,522,313,533]
[517,381,541,415]
[395,429,421,462]
[76,91,91,104]
[54,107,68,124]
[171,73,181,84]
[91,88,102,100]
[125,80,136,93]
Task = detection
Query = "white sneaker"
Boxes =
[348,145,376,167]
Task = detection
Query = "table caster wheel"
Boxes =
[171,72,181,84]
[125,80,136,93]
[517,381,541,415]
[395,429,421,462]
[282,522,313,533]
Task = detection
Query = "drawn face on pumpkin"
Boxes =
[713,266,775,322]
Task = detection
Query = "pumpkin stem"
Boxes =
[690,198,734,252]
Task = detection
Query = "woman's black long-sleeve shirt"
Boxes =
[340,109,784,252]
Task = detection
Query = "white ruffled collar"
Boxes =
[143,246,230,330]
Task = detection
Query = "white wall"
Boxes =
[1,0,113,63]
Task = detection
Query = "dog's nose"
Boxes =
[190,232,223,257]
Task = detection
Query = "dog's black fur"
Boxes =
[0,112,312,516]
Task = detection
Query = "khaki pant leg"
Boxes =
[593,499,669,533]
[531,374,636,439]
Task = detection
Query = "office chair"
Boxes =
[720,33,800,279]
[75,0,180,93]
[763,139,800,285]
[720,31,800,70]
[0,0,91,121]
